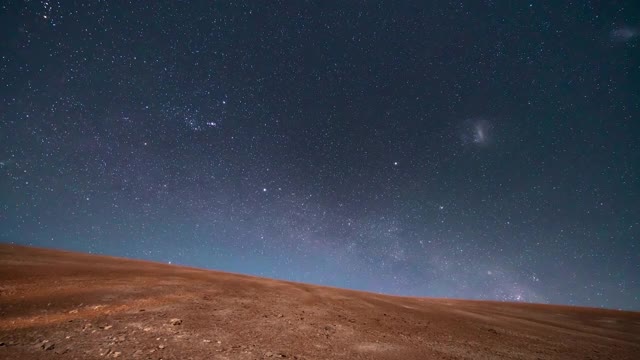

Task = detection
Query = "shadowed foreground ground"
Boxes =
[0,244,638,359]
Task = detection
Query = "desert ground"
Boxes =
[0,244,638,359]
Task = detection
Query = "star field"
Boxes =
[1,1,639,310]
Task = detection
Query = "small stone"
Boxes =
[265,351,274,357]
[170,318,182,325]
[0,342,5,346]
[277,314,284,318]
[158,344,165,349]
[112,351,121,357]
[56,347,71,355]
[42,342,55,351]
[203,339,211,343]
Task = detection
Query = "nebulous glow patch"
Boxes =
[461,118,492,146]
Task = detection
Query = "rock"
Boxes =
[203,339,211,343]
[55,347,71,355]
[265,351,274,357]
[41,342,55,351]
[277,314,284,318]
[0,342,5,346]
[170,318,182,325]
[112,351,121,357]
[99,325,113,330]
[488,328,498,335]
[158,344,165,349]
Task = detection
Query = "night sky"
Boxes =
[1,2,639,310]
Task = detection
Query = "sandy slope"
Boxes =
[0,244,638,359]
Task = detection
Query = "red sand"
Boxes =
[0,243,638,359]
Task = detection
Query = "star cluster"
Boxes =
[1,1,638,310]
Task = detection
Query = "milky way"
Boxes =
[1,1,638,310]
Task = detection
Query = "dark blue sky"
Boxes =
[1,1,638,310]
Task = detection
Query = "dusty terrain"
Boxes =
[0,244,638,359]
